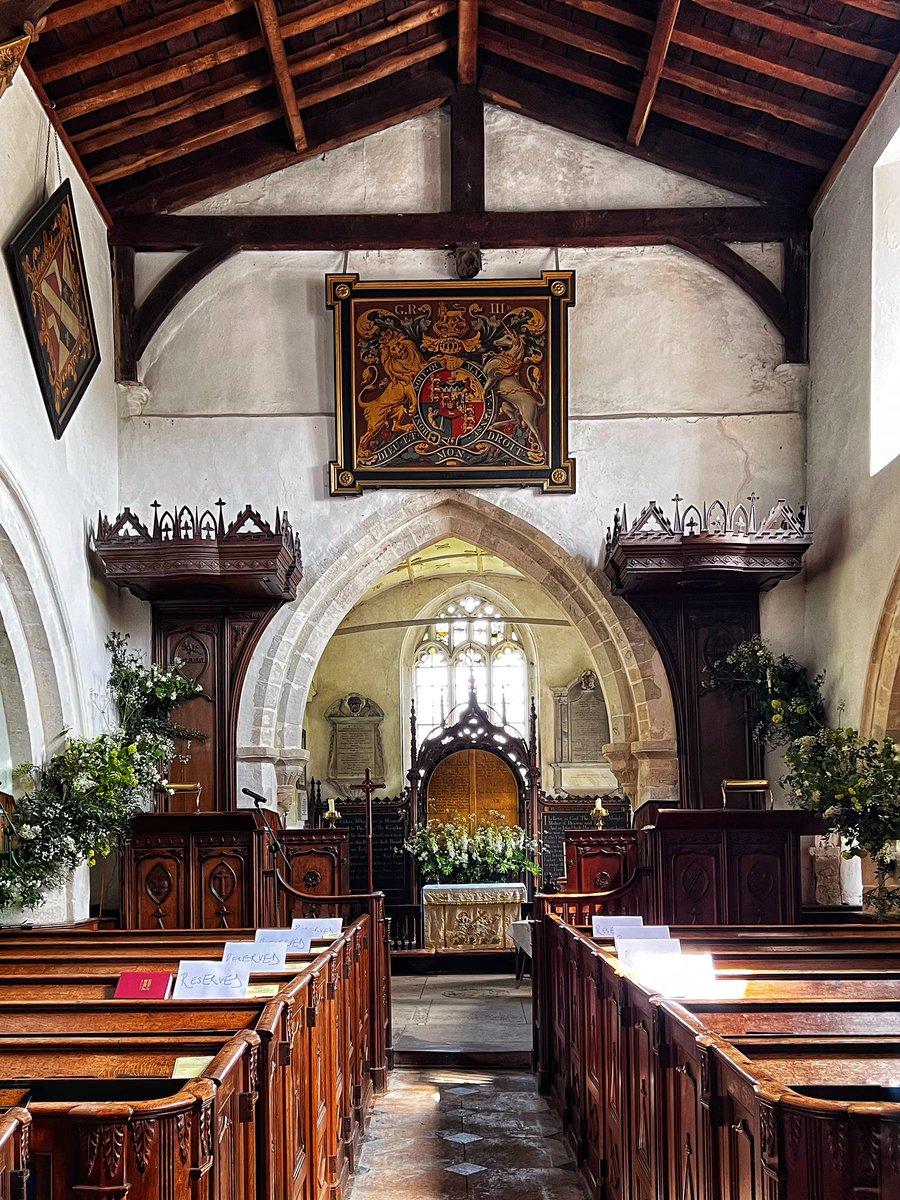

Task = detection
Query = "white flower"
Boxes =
[17,824,39,840]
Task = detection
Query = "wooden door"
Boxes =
[426,749,520,826]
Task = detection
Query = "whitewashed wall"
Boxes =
[0,76,147,921]
[118,106,807,783]
[807,81,900,724]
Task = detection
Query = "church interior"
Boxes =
[2,0,900,1196]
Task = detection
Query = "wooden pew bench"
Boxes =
[536,913,900,1200]
[0,1030,258,1200]
[0,919,379,1200]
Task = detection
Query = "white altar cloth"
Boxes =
[422,882,526,950]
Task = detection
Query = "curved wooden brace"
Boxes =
[135,242,240,362]
[668,233,793,349]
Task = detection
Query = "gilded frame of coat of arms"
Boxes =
[8,179,101,439]
[327,272,575,495]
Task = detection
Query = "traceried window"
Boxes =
[413,594,529,734]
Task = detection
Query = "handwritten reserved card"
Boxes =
[291,917,343,939]
[173,960,251,999]
[592,915,644,938]
[255,928,311,955]
[223,942,288,972]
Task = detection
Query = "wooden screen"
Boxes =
[426,749,519,827]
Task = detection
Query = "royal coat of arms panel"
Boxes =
[8,179,101,439]
[327,273,575,494]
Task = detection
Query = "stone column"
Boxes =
[274,747,310,826]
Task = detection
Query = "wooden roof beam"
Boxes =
[694,0,895,67]
[629,0,682,146]
[74,0,451,155]
[484,30,832,168]
[109,207,808,252]
[486,0,848,136]
[255,0,306,151]
[838,0,900,19]
[37,0,251,83]
[562,0,872,104]
[458,0,478,85]
[105,69,454,215]
[91,35,451,183]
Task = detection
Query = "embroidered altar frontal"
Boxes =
[327,273,575,494]
[422,883,527,951]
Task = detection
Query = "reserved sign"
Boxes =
[255,928,311,955]
[592,915,644,937]
[173,960,251,999]
[223,942,288,972]
[614,938,682,971]
[291,917,343,939]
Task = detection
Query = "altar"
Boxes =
[422,882,526,951]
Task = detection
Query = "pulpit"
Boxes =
[422,882,526,950]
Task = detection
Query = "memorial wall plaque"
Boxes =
[550,671,616,793]
[325,694,385,789]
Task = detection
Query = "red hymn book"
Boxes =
[114,971,174,999]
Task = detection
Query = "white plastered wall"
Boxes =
[119,105,807,798]
[0,76,146,922]
[807,77,900,725]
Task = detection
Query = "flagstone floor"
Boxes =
[391,973,532,1060]
[350,1067,586,1200]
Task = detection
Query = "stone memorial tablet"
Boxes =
[325,694,385,787]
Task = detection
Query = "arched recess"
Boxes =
[238,492,678,806]
[0,455,83,764]
[861,553,900,740]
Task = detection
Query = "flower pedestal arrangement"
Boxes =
[405,816,540,951]
[0,633,202,924]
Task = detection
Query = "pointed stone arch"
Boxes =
[861,552,900,740]
[238,492,677,805]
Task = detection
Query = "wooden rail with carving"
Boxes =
[0,1107,29,1200]
[0,913,385,1200]
[534,913,900,1200]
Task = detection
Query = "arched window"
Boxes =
[413,593,529,734]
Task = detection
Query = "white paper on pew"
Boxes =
[291,917,343,938]
[173,960,251,999]
[614,938,681,971]
[629,952,717,998]
[592,915,644,937]
[223,942,288,972]
[614,925,670,940]
[255,928,311,955]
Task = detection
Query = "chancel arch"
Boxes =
[861,552,900,741]
[238,492,677,807]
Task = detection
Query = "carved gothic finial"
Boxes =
[672,494,683,533]
[150,500,161,538]
[748,492,759,533]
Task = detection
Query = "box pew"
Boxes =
[0,882,393,1095]
[540,913,900,1200]
[0,918,377,1200]
[0,1029,258,1200]
[0,1106,29,1200]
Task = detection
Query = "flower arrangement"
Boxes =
[404,814,540,885]
[709,635,900,917]
[706,635,825,746]
[0,633,202,913]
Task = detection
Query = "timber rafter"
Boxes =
[109,204,809,380]
[20,0,900,214]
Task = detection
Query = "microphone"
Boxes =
[241,786,267,808]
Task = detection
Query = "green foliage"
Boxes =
[783,728,900,877]
[710,635,900,918]
[0,634,203,913]
[707,635,826,747]
[404,815,540,885]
